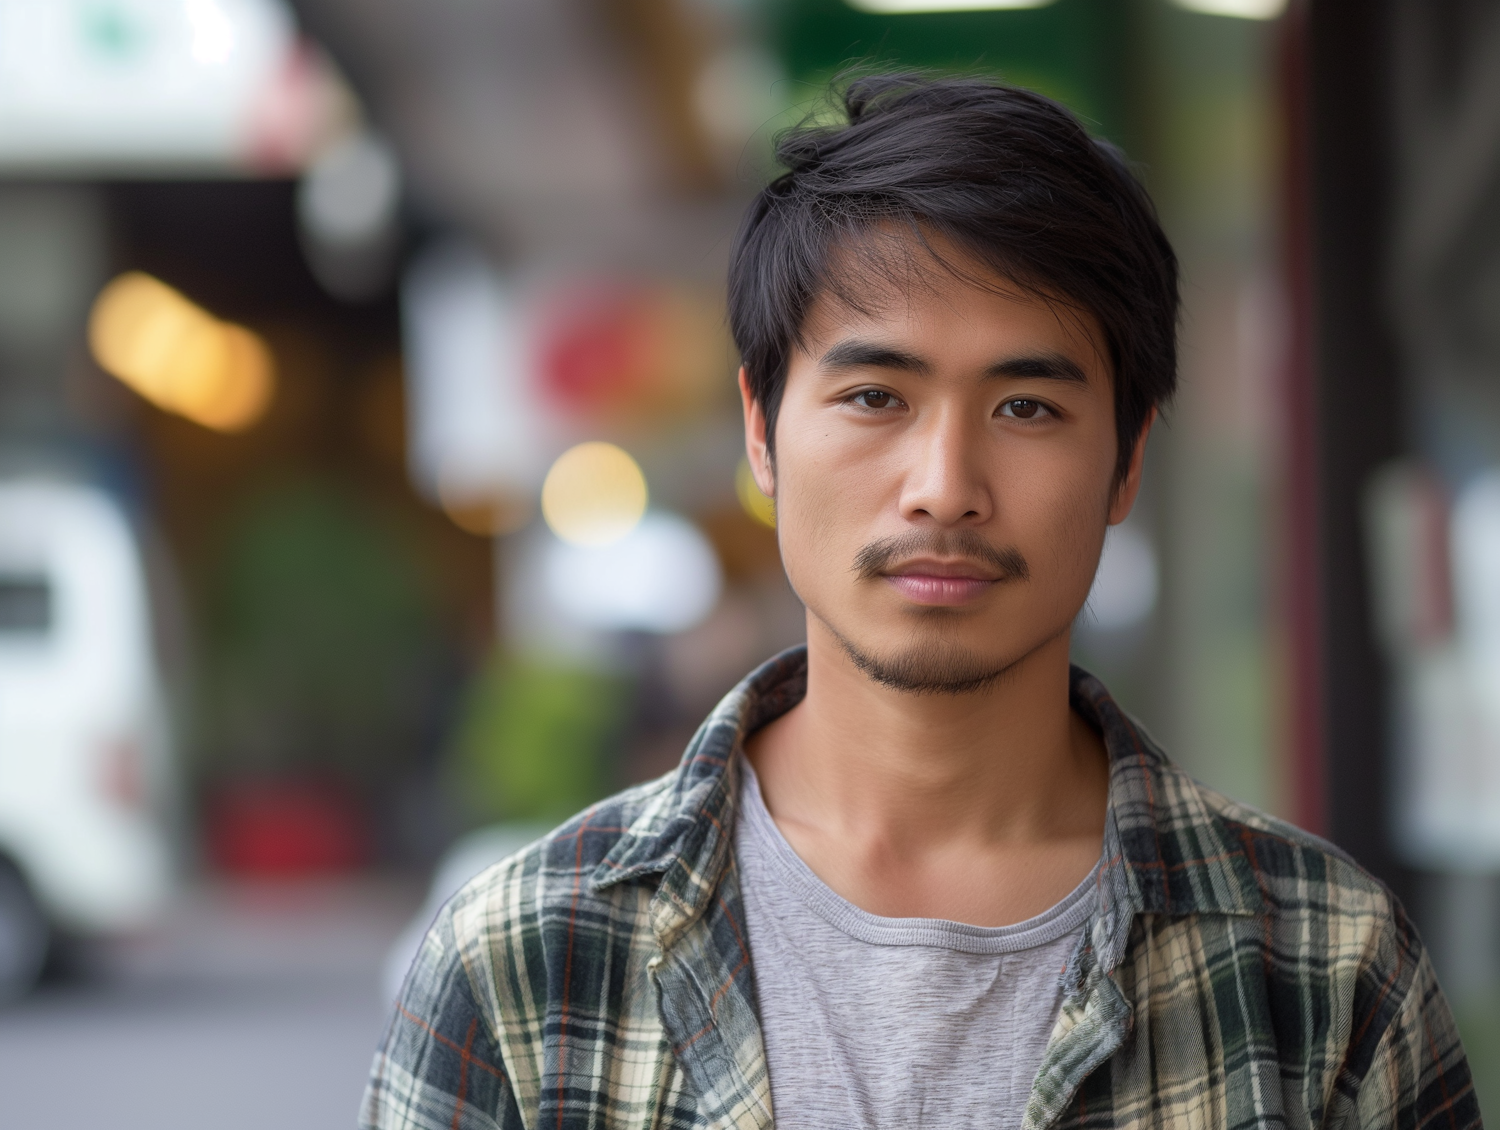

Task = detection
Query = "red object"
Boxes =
[538,288,658,411]
[243,40,327,175]
[206,778,370,876]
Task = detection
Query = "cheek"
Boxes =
[772,415,889,593]
[1003,442,1114,599]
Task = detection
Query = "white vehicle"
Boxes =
[0,479,176,998]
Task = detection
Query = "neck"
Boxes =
[747,616,1106,852]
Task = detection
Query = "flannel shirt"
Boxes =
[362,647,1479,1130]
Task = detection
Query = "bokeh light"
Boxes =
[541,442,648,548]
[736,458,775,529]
[299,133,401,248]
[845,0,1056,12]
[88,271,275,432]
[544,511,723,634]
[1170,0,1286,16]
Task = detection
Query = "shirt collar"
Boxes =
[593,646,1265,955]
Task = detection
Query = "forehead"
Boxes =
[797,228,1109,367]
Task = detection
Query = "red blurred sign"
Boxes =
[206,777,370,876]
[537,286,658,413]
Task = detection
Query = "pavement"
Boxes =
[0,875,423,1130]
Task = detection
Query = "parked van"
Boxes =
[0,479,175,998]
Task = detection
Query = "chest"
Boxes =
[749,928,1074,1130]
[631,919,1335,1130]
[1037,915,1344,1130]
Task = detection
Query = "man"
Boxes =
[363,76,1476,1130]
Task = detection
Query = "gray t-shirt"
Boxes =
[735,758,1096,1130]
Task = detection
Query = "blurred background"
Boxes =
[0,0,1494,1125]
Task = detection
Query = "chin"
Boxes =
[832,627,1029,696]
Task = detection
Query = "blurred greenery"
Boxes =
[201,477,442,784]
[447,652,629,825]
[1455,1004,1498,1125]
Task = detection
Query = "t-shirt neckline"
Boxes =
[737,754,1099,955]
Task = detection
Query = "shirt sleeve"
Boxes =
[1350,947,1480,1130]
[360,904,525,1130]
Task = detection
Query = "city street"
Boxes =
[0,877,422,1130]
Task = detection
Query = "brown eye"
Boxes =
[855,390,896,409]
[1002,399,1045,420]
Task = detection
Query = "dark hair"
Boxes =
[727,74,1179,481]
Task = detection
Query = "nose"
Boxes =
[897,407,994,527]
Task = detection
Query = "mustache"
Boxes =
[852,530,1031,583]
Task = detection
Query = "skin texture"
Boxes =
[740,243,1153,926]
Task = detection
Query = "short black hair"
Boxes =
[727,74,1179,482]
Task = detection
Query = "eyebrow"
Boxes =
[818,340,1090,385]
[818,340,931,374]
[984,353,1090,384]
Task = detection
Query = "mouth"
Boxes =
[881,558,1003,606]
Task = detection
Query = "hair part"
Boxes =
[727,73,1180,482]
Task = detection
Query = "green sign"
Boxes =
[762,0,1131,145]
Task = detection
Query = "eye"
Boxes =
[998,398,1051,420]
[851,389,902,410]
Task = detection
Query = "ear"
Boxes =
[1107,407,1156,525]
[738,367,776,497]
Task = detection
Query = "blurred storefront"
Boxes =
[1340,0,1500,1097]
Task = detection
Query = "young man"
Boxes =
[363,77,1476,1130]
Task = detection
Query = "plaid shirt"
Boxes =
[362,647,1478,1130]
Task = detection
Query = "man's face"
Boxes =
[742,248,1148,694]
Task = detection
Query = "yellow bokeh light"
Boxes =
[88,272,275,433]
[736,458,775,528]
[542,442,648,547]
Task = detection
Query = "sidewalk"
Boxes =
[0,876,422,1130]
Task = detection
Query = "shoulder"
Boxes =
[384,772,686,1120]
[1121,746,1420,993]
[1193,776,1400,925]
[363,773,677,1130]
[445,769,683,955]
[1191,778,1476,1125]
[1182,771,1432,1047]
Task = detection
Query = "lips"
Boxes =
[884,573,995,605]
[881,559,1002,606]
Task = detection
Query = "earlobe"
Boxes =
[1107,407,1157,525]
[739,367,776,497]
